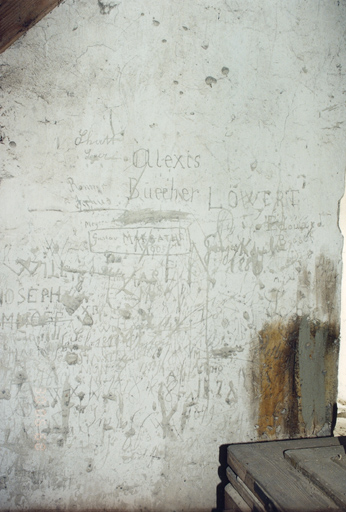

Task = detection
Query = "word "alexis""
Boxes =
[132,148,201,169]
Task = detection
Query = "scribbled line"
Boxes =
[116,209,190,225]
[27,209,190,219]
[27,208,121,213]
[28,208,64,213]
[88,227,190,256]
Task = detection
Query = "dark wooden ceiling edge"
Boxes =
[0,0,62,54]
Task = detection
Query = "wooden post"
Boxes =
[0,0,61,54]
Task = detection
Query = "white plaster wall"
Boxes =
[0,1,345,510]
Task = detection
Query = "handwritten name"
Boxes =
[209,187,299,210]
[68,177,107,194]
[0,287,61,306]
[75,129,120,146]
[128,177,199,202]
[132,148,201,169]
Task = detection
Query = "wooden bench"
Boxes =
[225,436,346,511]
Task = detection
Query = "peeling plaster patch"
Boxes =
[205,76,217,87]
[65,353,78,365]
[125,427,136,437]
[0,170,13,184]
[0,389,10,400]
[120,308,131,319]
[26,470,44,486]
[14,371,27,386]
[98,0,118,15]
[82,312,93,326]
[61,292,85,315]
[212,346,244,358]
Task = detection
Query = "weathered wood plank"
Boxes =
[0,0,61,54]
[284,445,346,508]
[227,437,345,511]
[226,467,265,512]
[225,483,251,512]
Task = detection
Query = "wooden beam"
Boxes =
[0,0,61,54]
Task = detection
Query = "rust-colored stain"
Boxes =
[257,317,300,439]
[255,256,340,440]
[256,317,339,439]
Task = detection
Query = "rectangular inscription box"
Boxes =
[88,227,190,256]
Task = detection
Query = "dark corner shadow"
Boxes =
[331,402,338,434]
[211,443,229,512]
[337,435,346,451]
[12,509,212,512]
